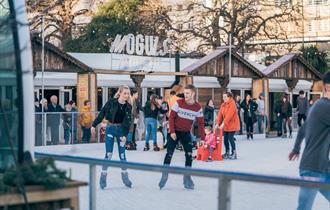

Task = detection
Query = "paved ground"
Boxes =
[35,135,329,210]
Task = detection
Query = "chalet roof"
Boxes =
[182,46,264,78]
[31,35,92,73]
[263,52,323,79]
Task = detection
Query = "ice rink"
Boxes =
[35,136,329,210]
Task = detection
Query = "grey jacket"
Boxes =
[297,97,309,115]
[292,97,330,173]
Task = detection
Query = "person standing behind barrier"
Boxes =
[289,71,330,210]
[235,95,243,135]
[204,99,215,128]
[216,92,240,159]
[47,95,64,145]
[158,84,205,190]
[69,100,78,143]
[256,92,266,134]
[35,97,42,146]
[240,94,258,140]
[279,95,293,138]
[63,102,73,144]
[91,85,133,189]
[143,94,166,151]
[79,100,93,143]
[296,90,309,128]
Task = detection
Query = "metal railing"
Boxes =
[35,152,330,210]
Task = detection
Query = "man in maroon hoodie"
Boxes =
[158,84,205,190]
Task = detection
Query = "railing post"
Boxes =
[89,164,97,210]
[218,175,231,210]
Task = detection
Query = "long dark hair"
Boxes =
[150,94,159,110]
[206,99,214,107]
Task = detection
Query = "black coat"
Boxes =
[203,105,215,126]
[275,101,293,118]
[47,104,65,126]
[240,100,258,124]
[92,98,132,137]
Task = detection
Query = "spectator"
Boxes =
[204,99,215,127]
[69,100,78,143]
[34,97,42,146]
[47,95,64,145]
[235,95,243,135]
[297,90,309,127]
[79,100,93,143]
[240,94,258,140]
[256,92,266,134]
[63,103,72,144]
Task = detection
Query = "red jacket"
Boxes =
[216,98,240,132]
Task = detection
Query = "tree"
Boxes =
[140,0,302,53]
[300,45,329,74]
[64,0,145,53]
[26,0,92,48]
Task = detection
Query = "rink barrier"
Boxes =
[35,152,330,210]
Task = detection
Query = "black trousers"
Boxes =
[223,131,236,153]
[297,114,306,127]
[246,117,254,133]
[164,131,193,167]
[132,123,137,145]
[50,125,59,145]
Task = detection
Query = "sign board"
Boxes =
[109,34,171,56]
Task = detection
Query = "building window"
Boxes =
[177,4,183,11]
[178,23,183,30]
[167,5,172,11]
[308,0,328,5]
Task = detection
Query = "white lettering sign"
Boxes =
[110,34,171,56]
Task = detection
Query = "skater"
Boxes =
[91,85,133,189]
[126,89,142,150]
[296,90,308,128]
[240,94,258,140]
[204,99,215,127]
[143,94,166,151]
[158,84,205,190]
[289,71,330,210]
[278,94,293,138]
[216,92,240,159]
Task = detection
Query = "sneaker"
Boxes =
[229,151,237,160]
[250,134,254,140]
[207,156,213,162]
[154,144,160,151]
[143,144,150,151]
[289,133,292,138]
[158,173,168,189]
[247,134,250,140]
[282,134,287,138]
[183,175,194,190]
[121,172,132,188]
[222,152,230,159]
[99,172,107,189]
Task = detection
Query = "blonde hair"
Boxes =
[114,85,131,102]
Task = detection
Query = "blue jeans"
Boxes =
[81,126,91,143]
[103,125,127,171]
[145,118,157,144]
[297,170,330,210]
[257,114,266,134]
